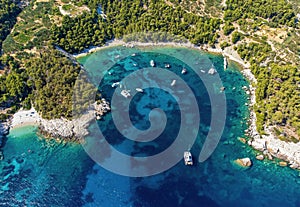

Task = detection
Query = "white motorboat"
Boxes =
[111,82,120,88]
[121,90,131,98]
[171,80,176,86]
[136,88,144,93]
[184,151,193,165]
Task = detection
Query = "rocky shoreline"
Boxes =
[248,126,300,170]
[0,120,10,147]
[6,99,110,143]
[40,99,110,142]
[39,111,95,142]
[240,59,300,170]
[202,43,300,170]
[0,120,10,160]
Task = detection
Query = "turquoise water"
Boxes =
[0,126,94,206]
[1,46,300,206]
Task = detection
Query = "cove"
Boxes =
[1,46,300,207]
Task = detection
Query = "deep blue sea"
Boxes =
[1,46,300,207]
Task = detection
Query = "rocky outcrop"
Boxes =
[39,100,110,141]
[6,100,109,143]
[40,111,93,141]
[241,64,300,170]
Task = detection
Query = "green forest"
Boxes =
[0,0,299,138]
[25,49,81,119]
[51,0,221,53]
[237,42,300,137]
[0,48,82,119]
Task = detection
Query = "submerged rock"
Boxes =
[279,161,288,167]
[238,137,247,144]
[234,157,252,168]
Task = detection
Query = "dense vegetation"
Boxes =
[224,0,300,137]
[236,42,273,64]
[168,0,224,17]
[0,0,87,121]
[0,48,83,120]
[235,41,300,136]
[223,22,235,36]
[51,13,110,54]
[0,54,29,108]
[252,63,300,137]
[25,49,81,119]
[0,0,20,51]
[51,0,221,53]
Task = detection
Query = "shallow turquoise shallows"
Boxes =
[1,46,300,207]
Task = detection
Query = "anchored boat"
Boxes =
[224,56,228,70]
[184,151,193,166]
[111,82,120,88]
[135,88,144,93]
[171,79,176,86]
[121,90,131,98]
